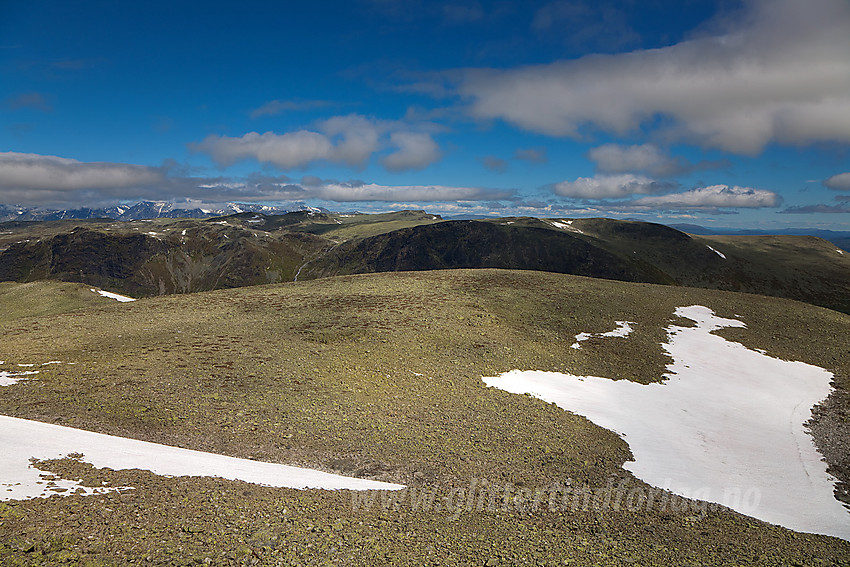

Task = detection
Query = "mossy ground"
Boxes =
[0,281,114,323]
[1,269,848,565]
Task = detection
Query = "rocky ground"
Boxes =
[1,270,848,565]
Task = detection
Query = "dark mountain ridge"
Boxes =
[1,213,848,313]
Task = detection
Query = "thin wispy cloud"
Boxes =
[480,156,508,172]
[250,99,333,119]
[514,147,547,164]
[4,92,52,112]
[780,204,850,214]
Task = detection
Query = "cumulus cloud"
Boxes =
[552,174,672,199]
[630,185,781,209]
[318,114,383,167]
[380,132,442,172]
[457,0,850,154]
[192,115,442,172]
[587,143,727,177]
[514,147,547,164]
[823,172,850,192]
[192,131,334,169]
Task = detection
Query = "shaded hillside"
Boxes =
[0,210,441,297]
[563,218,850,313]
[300,217,850,314]
[0,222,326,297]
[298,220,674,284]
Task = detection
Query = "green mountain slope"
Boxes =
[0,280,118,322]
[1,270,848,563]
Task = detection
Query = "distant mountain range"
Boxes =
[668,223,850,251]
[0,201,328,222]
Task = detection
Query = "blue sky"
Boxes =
[1,0,849,228]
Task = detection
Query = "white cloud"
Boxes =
[0,152,164,191]
[193,115,442,172]
[0,151,513,208]
[191,131,334,169]
[588,143,716,178]
[318,115,383,167]
[380,132,442,172]
[457,0,850,154]
[630,185,781,209]
[552,174,671,199]
[823,172,850,191]
[316,182,508,202]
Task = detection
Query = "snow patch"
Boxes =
[484,306,849,540]
[0,370,39,387]
[549,220,584,234]
[0,415,404,501]
[706,245,727,259]
[571,321,634,349]
[91,289,136,302]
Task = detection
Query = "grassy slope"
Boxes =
[0,281,115,323]
[1,269,848,565]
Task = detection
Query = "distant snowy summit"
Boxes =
[0,201,329,222]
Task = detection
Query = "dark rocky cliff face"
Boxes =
[0,226,325,297]
[0,228,165,288]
